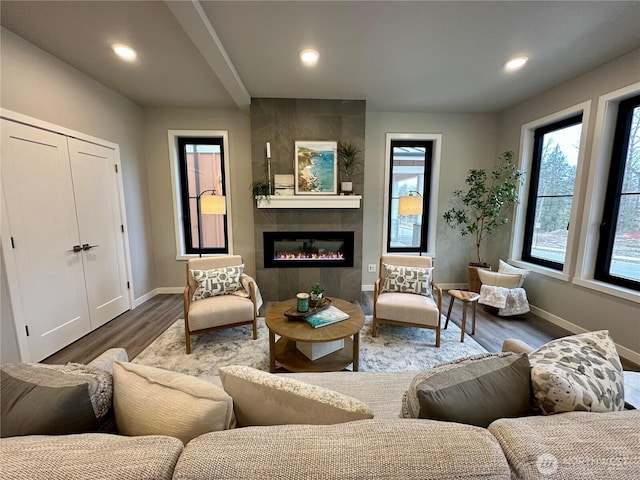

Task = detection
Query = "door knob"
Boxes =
[70,245,82,253]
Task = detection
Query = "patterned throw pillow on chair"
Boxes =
[191,264,245,301]
[381,264,433,297]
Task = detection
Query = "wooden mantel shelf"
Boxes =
[257,195,362,209]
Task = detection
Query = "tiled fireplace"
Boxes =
[250,98,365,302]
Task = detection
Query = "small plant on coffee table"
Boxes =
[310,283,324,306]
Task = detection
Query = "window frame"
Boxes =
[510,101,591,281]
[382,133,441,257]
[521,114,584,270]
[593,94,640,291]
[168,130,233,260]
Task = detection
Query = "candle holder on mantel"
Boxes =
[265,141,273,194]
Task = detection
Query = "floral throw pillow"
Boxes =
[191,265,244,301]
[381,264,433,297]
[528,330,625,415]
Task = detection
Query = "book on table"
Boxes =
[305,305,350,328]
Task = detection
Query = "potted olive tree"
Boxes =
[337,141,362,194]
[443,151,524,292]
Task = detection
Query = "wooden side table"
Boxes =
[444,290,481,342]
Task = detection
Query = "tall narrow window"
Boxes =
[177,137,228,255]
[522,114,583,269]
[387,140,432,254]
[595,94,640,290]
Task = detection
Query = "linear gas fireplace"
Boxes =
[263,231,354,268]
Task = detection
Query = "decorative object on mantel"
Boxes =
[337,141,362,194]
[250,180,271,204]
[274,174,295,196]
[294,141,338,195]
[442,151,525,292]
[265,142,273,194]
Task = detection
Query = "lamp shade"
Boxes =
[200,194,226,215]
[398,195,422,216]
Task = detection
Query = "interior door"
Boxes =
[68,138,129,329]
[1,120,91,361]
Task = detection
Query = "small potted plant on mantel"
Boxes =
[442,151,525,292]
[337,141,362,194]
[250,180,271,204]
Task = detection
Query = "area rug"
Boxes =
[132,316,488,382]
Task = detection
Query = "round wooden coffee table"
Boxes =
[265,298,365,373]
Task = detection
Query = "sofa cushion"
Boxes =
[497,259,528,287]
[173,419,511,480]
[381,263,433,296]
[219,365,373,426]
[113,362,235,444]
[191,264,244,301]
[488,410,640,479]
[1,362,113,437]
[402,353,531,427]
[528,330,625,414]
[0,433,183,480]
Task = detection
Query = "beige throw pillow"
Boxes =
[477,269,522,289]
[113,362,235,444]
[497,260,528,287]
[219,365,374,427]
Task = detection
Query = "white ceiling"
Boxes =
[2,1,639,113]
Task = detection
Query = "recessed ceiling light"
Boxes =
[112,43,137,62]
[504,55,528,72]
[299,49,319,66]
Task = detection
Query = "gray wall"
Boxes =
[142,107,254,285]
[496,48,640,358]
[361,112,499,287]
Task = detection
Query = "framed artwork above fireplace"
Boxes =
[294,141,337,195]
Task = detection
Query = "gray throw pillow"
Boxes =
[1,362,113,437]
[402,353,531,428]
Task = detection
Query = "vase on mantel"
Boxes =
[340,181,353,194]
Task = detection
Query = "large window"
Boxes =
[386,140,432,254]
[522,114,583,269]
[177,136,229,255]
[595,94,640,290]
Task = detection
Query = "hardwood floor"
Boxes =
[44,291,639,371]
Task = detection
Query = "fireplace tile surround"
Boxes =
[250,98,365,302]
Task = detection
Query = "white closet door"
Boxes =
[1,120,91,361]
[68,138,129,328]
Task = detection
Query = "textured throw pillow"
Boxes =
[219,365,374,427]
[191,264,244,301]
[497,260,528,287]
[528,330,625,415]
[401,353,532,427]
[1,362,113,437]
[381,264,433,297]
[477,269,522,289]
[113,362,235,444]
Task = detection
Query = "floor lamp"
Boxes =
[398,191,423,255]
[196,189,226,257]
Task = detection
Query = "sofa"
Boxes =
[2,333,639,480]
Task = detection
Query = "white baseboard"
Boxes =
[134,287,183,307]
[134,289,158,308]
[530,305,640,367]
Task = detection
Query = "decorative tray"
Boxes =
[284,298,332,321]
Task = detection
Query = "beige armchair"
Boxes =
[183,256,262,354]
[373,255,442,347]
